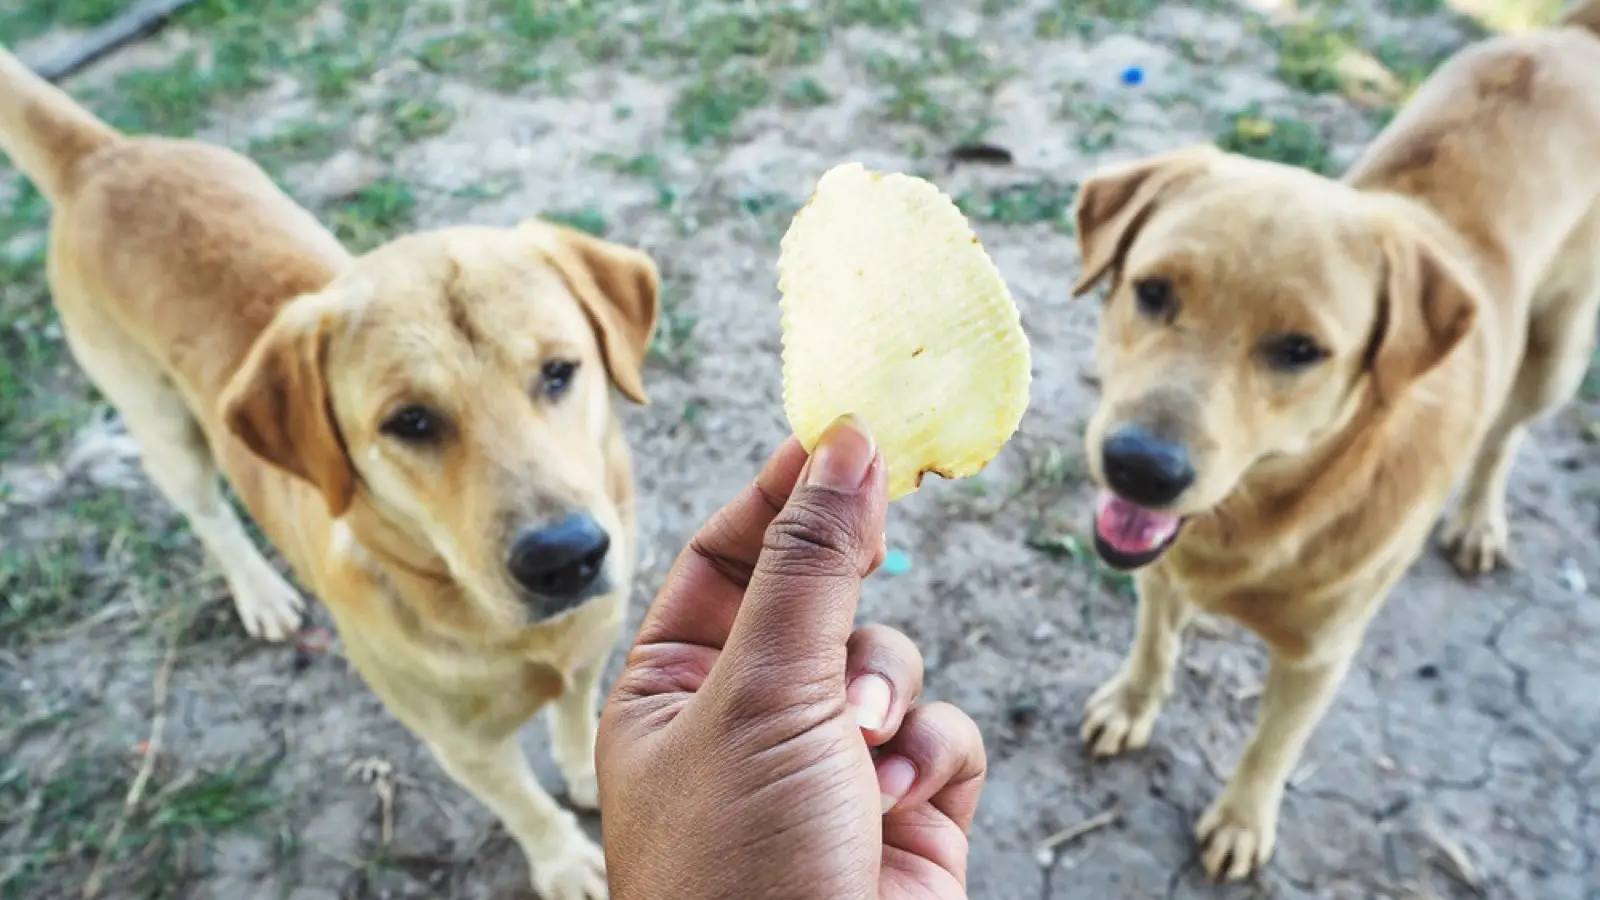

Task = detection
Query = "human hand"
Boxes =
[596,416,987,900]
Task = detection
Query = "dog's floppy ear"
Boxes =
[1072,144,1217,297]
[220,299,355,517]
[523,221,661,405]
[1367,228,1479,406]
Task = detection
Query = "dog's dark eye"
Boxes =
[381,404,443,444]
[541,360,578,398]
[1261,333,1329,372]
[1133,277,1176,319]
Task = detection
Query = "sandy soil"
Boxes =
[1,0,1595,897]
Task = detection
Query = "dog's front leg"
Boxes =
[427,736,608,900]
[1196,645,1354,882]
[548,654,606,811]
[1082,565,1193,756]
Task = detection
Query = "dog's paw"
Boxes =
[1440,511,1517,577]
[1196,789,1279,883]
[531,833,608,900]
[1081,671,1164,757]
[229,568,306,642]
[563,767,600,811]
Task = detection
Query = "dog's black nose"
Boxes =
[507,514,610,601]
[1101,426,1195,508]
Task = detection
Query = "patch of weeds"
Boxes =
[0,536,102,646]
[101,54,213,137]
[81,0,326,137]
[1061,95,1123,153]
[664,5,846,144]
[543,208,610,237]
[327,177,417,253]
[1383,0,1445,15]
[648,286,698,373]
[367,96,456,156]
[1023,527,1136,599]
[1036,0,1163,39]
[413,29,491,75]
[674,67,771,146]
[0,752,280,898]
[688,7,827,70]
[867,55,953,132]
[1216,105,1333,176]
[248,119,344,172]
[593,152,666,180]
[1581,353,1600,402]
[1273,18,1351,95]
[955,181,1078,232]
[782,76,833,108]
[830,0,923,28]
[866,34,1006,135]
[306,37,382,104]
[1024,444,1085,489]
[0,238,86,455]
[0,0,123,43]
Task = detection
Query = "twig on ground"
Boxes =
[25,0,204,82]
[1034,807,1121,855]
[80,633,178,899]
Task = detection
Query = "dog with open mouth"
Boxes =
[1070,2,1600,883]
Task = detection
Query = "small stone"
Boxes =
[1558,557,1587,594]
[1031,621,1057,642]
[1415,663,1440,679]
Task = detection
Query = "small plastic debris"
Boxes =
[1120,65,1144,87]
[881,549,912,576]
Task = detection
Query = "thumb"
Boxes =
[710,414,888,709]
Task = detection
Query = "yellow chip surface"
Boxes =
[778,162,1032,500]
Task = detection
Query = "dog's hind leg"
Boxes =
[1442,213,1600,576]
[54,306,305,639]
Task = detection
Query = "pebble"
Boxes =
[1557,557,1587,594]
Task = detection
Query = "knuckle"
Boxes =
[760,499,862,577]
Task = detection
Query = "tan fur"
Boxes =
[0,46,659,900]
[1069,6,1600,881]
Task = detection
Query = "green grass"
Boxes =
[544,207,610,237]
[956,181,1079,233]
[1216,105,1335,176]
[0,752,281,898]
[327,177,418,253]
[1273,19,1351,95]
[0,0,123,43]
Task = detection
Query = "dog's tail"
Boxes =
[0,46,120,202]
[1559,0,1600,36]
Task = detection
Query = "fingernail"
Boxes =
[847,674,892,732]
[805,415,875,490]
[877,755,916,813]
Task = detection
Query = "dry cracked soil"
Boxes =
[1,0,1596,898]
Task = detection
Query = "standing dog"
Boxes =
[0,47,658,899]
[1070,4,1600,881]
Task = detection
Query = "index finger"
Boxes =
[632,437,808,650]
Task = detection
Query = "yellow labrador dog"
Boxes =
[1069,4,1600,882]
[0,47,658,899]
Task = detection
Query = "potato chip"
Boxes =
[778,162,1032,500]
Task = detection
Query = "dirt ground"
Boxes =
[2,0,1597,897]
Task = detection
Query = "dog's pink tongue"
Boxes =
[1095,490,1181,555]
